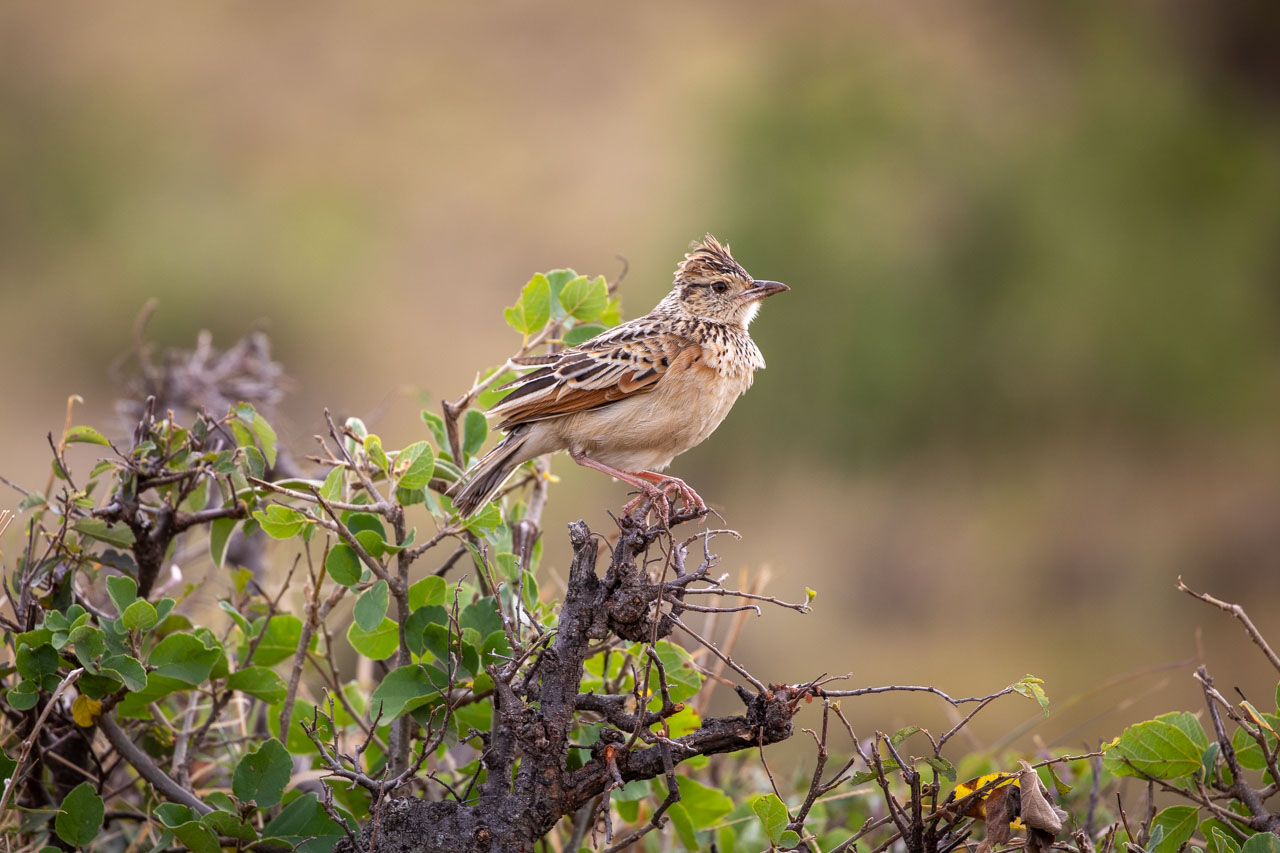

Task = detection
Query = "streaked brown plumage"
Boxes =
[450,235,787,521]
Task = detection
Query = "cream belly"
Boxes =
[522,360,755,473]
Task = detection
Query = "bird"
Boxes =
[449,235,788,523]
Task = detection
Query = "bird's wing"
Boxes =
[490,320,699,429]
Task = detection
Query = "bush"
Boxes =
[1,273,1277,852]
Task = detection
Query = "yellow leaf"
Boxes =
[1241,701,1276,734]
[72,695,102,727]
[953,772,1018,819]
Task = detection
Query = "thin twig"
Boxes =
[0,668,84,815]
[1179,577,1280,674]
[667,612,766,693]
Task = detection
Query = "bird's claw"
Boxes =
[623,475,707,528]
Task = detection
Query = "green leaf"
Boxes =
[396,441,435,489]
[643,641,702,705]
[1104,711,1208,781]
[752,793,790,844]
[1208,826,1242,853]
[202,809,258,844]
[559,274,609,322]
[354,581,390,632]
[54,782,104,847]
[105,575,138,614]
[504,273,552,336]
[69,625,106,668]
[149,633,221,685]
[927,755,957,782]
[463,409,489,458]
[74,517,135,548]
[262,792,349,849]
[265,697,330,753]
[462,500,502,533]
[1013,674,1049,715]
[172,819,221,853]
[1150,806,1199,853]
[664,704,702,738]
[227,667,288,703]
[240,445,266,479]
[420,409,448,451]
[155,802,198,827]
[243,615,305,667]
[8,683,38,710]
[16,643,61,680]
[356,528,387,558]
[347,618,399,660]
[544,268,579,318]
[676,776,733,828]
[480,630,511,669]
[233,402,279,468]
[113,673,191,717]
[233,738,291,808]
[1242,834,1280,853]
[601,296,622,326]
[562,323,605,347]
[494,552,520,582]
[408,576,446,610]
[319,465,344,502]
[890,725,922,746]
[476,368,519,409]
[460,596,503,639]
[219,601,252,637]
[405,605,446,657]
[325,543,362,586]
[122,600,158,632]
[100,654,147,692]
[779,830,801,847]
[364,434,388,473]
[345,512,387,545]
[667,801,698,849]
[252,505,308,539]
[65,425,112,446]
[369,664,448,719]
[0,751,14,794]
[209,517,238,568]
[1232,711,1279,770]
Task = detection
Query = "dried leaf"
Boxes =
[1017,761,1066,835]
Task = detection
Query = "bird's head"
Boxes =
[665,235,788,327]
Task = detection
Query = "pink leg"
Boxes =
[631,470,706,514]
[570,453,704,525]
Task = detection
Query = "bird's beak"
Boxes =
[743,280,789,301]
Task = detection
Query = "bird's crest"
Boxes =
[675,234,751,284]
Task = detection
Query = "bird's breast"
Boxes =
[549,343,756,472]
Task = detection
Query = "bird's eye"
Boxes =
[712,281,728,294]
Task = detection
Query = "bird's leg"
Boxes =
[570,452,672,525]
[631,470,707,516]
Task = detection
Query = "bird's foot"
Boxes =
[625,473,707,528]
[654,475,706,516]
[621,481,672,527]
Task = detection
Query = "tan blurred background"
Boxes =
[3,2,1279,753]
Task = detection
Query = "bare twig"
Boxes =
[0,668,84,815]
[1179,577,1280,674]
[667,612,766,693]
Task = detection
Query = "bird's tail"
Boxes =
[448,425,533,517]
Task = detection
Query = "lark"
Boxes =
[450,235,788,522]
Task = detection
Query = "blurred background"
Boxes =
[2,1,1279,755]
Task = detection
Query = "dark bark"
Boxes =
[337,517,800,853]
